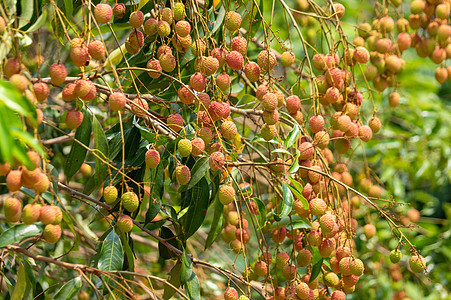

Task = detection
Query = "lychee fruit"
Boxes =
[363,223,376,239]
[272,227,287,244]
[309,198,326,216]
[283,264,297,281]
[143,18,158,35]
[216,73,231,91]
[331,290,346,300]
[103,185,118,205]
[309,115,325,133]
[190,72,207,92]
[160,7,173,24]
[122,191,139,212]
[314,130,330,149]
[66,110,84,130]
[195,92,210,109]
[145,149,160,168]
[62,83,77,102]
[319,212,336,234]
[244,61,261,82]
[261,124,277,141]
[113,3,126,18]
[177,86,195,104]
[167,113,184,132]
[70,45,90,67]
[40,205,58,224]
[231,36,248,56]
[197,127,213,144]
[257,50,277,73]
[117,214,133,232]
[298,142,314,160]
[209,151,225,171]
[254,261,268,277]
[9,74,29,92]
[353,46,370,63]
[33,82,49,102]
[43,224,62,243]
[285,95,301,114]
[280,51,295,67]
[220,121,238,140]
[94,3,113,24]
[219,185,235,205]
[130,98,149,117]
[226,51,244,71]
[80,82,97,101]
[4,58,21,78]
[33,172,49,194]
[262,109,279,125]
[0,16,5,34]
[175,165,191,185]
[211,48,227,67]
[75,80,92,98]
[275,251,290,269]
[6,170,22,192]
[109,92,127,111]
[175,20,191,37]
[224,287,238,300]
[323,272,340,287]
[172,34,192,53]
[22,203,41,224]
[261,93,278,111]
[390,249,402,263]
[200,56,219,76]
[358,125,373,142]
[129,11,144,28]
[178,138,192,157]
[190,138,205,156]
[3,197,22,222]
[350,258,364,276]
[295,282,312,299]
[88,40,105,60]
[296,249,312,267]
[146,59,162,79]
[159,53,176,73]
[0,162,11,176]
[224,11,242,31]
[126,30,144,54]
[319,238,335,257]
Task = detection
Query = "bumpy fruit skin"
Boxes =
[66,110,84,130]
[209,151,225,171]
[220,121,238,140]
[280,51,295,67]
[309,198,326,216]
[231,36,248,55]
[88,40,105,60]
[190,72,207,92]
[262,93,278,111]
[126,30,144,54]
[22,203,41,225]
[3,197,22,222]
[0,162,11,176]
[224,11,242,31]
[197,127,213,144]
[226,51,244,70]
[257,50,277,73]
[178,138,192,157]
[94,4,113,24]
[331,290,346,300]
[363,223,376,239]
[244,62,261,82]
[190,138,205,156]
[144,18,158,35]
[33,172,49,194]
[122,192,139,212]
[10,74,29,92]
[33,82,49,102]
[295,282,311,299]
[175,165,191,185]
[104,185,118,205]
[211,48,227,67]
[131,98,149,117]
[6,170,23,192]
[262,109,279,125]
[70,45,90,67]
[296,249,312,267]
[350,258,364,276]
[175,20,191,37]
[62,83,77,102]
[159,53,176,73]
[117,215,133,232]
[108,92,127,111]
[49,63,67,85]
[219,185,235,205]
[275,251,290,269]
[254,261,268,277]
[224,287,238,300]
[129,11,144,28]
[261,124,276,141]
[167,114,184,132]
[157,20,171,37]
[113,3,126,18]
[389,249,402,263]
[172,2,185,21]
[146,59,162,79]
[44,224,62,244]
[216,73,231,91]
[145,149,160,168]
[0,16,5,34]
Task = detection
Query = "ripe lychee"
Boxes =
[175,20,191,37]
[160,7,173,24]
[9,74,29,92]
[231,36,247,56]
[167,114,184,132]
[130,98,149,117]
[209,151,225,171]
[33,172,49,194]
[40,205,57,224]
[216,73,231,91]
[319,238,335,257]
[159,53,176,73]
[33,82,49,102]
[354,46,370,63]
[117,214,133,232]
[190,72,207,92]
[6,170,22,192]
[129,11,144,28]
[309,115,325,133]
[175,165,191,185]
[350,258,364,276]
[298,142,314,160]
[126,30,144,54]
[358,125,373,142]
[220,121,238,140]
[226,51,244,70]
[219,185,235,205]
[261,124,276,141]
[3,197,22,222]
[144,18,158,35]
[224,287,238,300]
[172,34,192,53]
[108,92,127,111]
[262,109,279,125]
[285,95,301,114]
[0,162,11,176]
[280,51,295,67]
[197,112,213,128]
[122,191,139,212]
[88,40,105,60]
[211,48,227,67]
[4,58,21,78]
[254,261,268,277]
[22,203,41,224]
[272,227,287,244]
[113,3,126,18]
[224,11,242,31]
[103,185,118,205]
[296,249,312,267]
[275,251,290,269]
[176,86,194,105]
[197,127,213,144]
[309,198,326,216]
[190,138,205,156]
[146,59,162,79]
[295,282,311,299]
[75,80,92,98]
[195,92,210,110]
[363,223,376,239]
[66,110,84,130]
[145,149,160,168]
[243,62,261,82]
[257,50,277,73]
[62,83,77,102]
[0,16,6,34]
[314,130,330,149]
[70,45,90,67]
[320,212,336,234]
[43,224,62,243]
[200,56,219,76]
[261,93,278,111]
[94,3,113,24]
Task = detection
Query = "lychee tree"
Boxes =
[0,0,450,299]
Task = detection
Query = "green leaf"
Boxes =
[182,177,210,240]
[26,9,47,32]
[287,175,308,209]
[53,277,82,300]
[98,230,123,273]
[0,80,36,117]
[11,263,27,300]
[64,109,92,179]
[285,123,300,149]
[212,6,225,34]
[181,252,200,300]
[285,218,312,231]
[18,0,34,29]
[0,224,43,247]
[92,115,109,187]
[158,226,180,259]
[62,0,73,19]
[205,198,224,249]
[310,258,323,283]
[179,157,209,193]
[272,148,292,155]
[163,262,182,300]
[277,182,294,219]
[253,197,267,226]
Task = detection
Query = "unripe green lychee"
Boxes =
[167,113,184,132]
[261,93,278,111]
[275,251,290,269]
[349,258,364,276]
[254,261,268,277]
[113,3,126,18]
[145,149,160,168]
[129,11,144,28]
[172,2,186,21]
[224,287,238,300]
[3,197,22,222]
[9,74,29,92]
[262,109,279,125]
[324,272,340,287]
[280,51,295,67]
[6,170,22,192]
[94,3,113,24]
[226,50,244,71]
[88,40,105,61]
[159,53,176,73]
[209,151,225,171]
[257,50,277,73]
[175,165,191,185]
[122,191,139,212]
[197,127,213,144]
[160,7,173,24]
[70,45,90,67]
[44,224,62,243]
[178,138,192,157]
[175,20,191,37]
[261,124,276,141]
[231,36,247,56]
[219,185,235,205]
[244,62,261,82]
[117,214,133,232]
[66,110,84,130]
[296,249,312,267]
[216,73,231,91]
[390,249,402,263]
[295,282,311,299]
[224,11,241,31]
[108,92,127,111]
[22,203,41,225]
[33,82,49,102]
[143,18,158,35]
[131,98,149,117]
[191,39,207,56]
[220,121,238,140]
[104,185,118,204]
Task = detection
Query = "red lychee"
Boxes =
[126,30,144,54]
[130,98,149,117]
[298,142,314,160]
[244,61,261,82]
[4,58,21,78]
[197,127,213,144]
[285,95,301,113]
[178,86,195,105]
[211,48,227,67]
[94,3,113,24]
[195,92,210,110]
[209,151,225,171]
[33,82,49,102]
[159,53,176,73]
[224,11,242,31]
[117,214,133,232]
[65,110,83,130]
[62,83,77,102]
[129,11,144,28]
[175,20,191,37]
[220,121,238,140]
[231,36,247,56]
[70,45,90,67]
[144,18,158,35]
[113,3,126,18]
[216,73,231,91]
[261,92,278,111]
[257,50,277,73]
[147,59,162,79]
[175,165,191,185]
[145,149,160,169]
[191,138,205,156]
[3,197,22,222]
[190,72,207,92]
[167,114,184,132]
[224,287,238,300]
[9,74,29,92]
[88,40,105,60]
[109,92,127,111]
[226,50,244,70]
